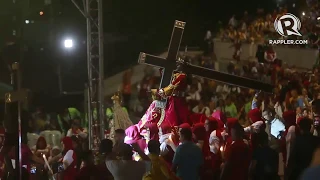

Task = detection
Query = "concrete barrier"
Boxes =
[214,39,318,69]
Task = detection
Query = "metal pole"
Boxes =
[16,63,22,180]
[71,0,104,154]
[98,0,105,140]
[86,0,93,150]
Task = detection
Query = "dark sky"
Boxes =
[1,0,295,95]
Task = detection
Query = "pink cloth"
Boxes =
[125,125,141,144]
[136,101,161,132]
[125,125,147,151]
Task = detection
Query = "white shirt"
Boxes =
[66,128,88,138]
[106,160,149,180]
[63,150,75,169]
[186,92,201,101]
[192,106,211,117]
[229,17,237,27]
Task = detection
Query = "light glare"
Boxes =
[64,39,73,48]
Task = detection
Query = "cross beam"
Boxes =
[138,20,273,93]
[139,20,186,89]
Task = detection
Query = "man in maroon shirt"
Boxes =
[221,122,251,180]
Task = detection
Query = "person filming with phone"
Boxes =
[262,108,285,150]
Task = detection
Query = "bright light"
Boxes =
[25,20,30,24]
[317,17,320,20]
[64,39,73,48]
[302,12,305,16]
[40,11,44,16]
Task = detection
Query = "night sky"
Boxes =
[0,0,300,96]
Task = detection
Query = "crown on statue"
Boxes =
[176,57,185,64]
[111,91,121,102]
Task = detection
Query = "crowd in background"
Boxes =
[218,5,320,49]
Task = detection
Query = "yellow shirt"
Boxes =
[143,154,177,180]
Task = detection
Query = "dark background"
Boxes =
[0,0,303,95]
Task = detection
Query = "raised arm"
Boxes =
[159,73,186,97]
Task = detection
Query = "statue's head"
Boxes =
[111,93,121,104]
[176,57,186,72]
[150,89,161,100]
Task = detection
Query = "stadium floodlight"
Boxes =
[64,39,73,48]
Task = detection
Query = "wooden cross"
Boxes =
[138,20,273,93]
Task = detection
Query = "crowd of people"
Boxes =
[218,6,319,49]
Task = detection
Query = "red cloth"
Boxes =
[192,123,206,141]
[224,140,251,180]
[189,113,206,125]
[226,118,238,135]
[145,123,159,141]
[248,108,262,123]
[224,118,239,154]
[9,144,33,172]
[61,137,77,180]
[207,117,219,134]
[171,73,187,91]
[283,110,296,129]
[165,97,190,126]
[62,137,73,152]
[193,123,213,179]
[179,123,191,130]
[63,150,77,180]
[211,111,226,131]
[164,73,190,126]
[159,123,171,134]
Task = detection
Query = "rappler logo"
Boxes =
[274,13,302,37]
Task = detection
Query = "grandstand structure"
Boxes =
[103,41,317,99]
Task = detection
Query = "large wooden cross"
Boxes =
[138,20,273,94]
